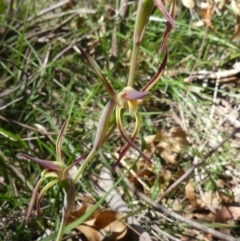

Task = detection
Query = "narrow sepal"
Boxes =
[159,1,176,52]
[77,46,118,103]
[154,0,176,30]
[63,153,88,179]
[26,178,44,222]
[141,47,168,92]
[20,153,62,172]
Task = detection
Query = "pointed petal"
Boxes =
[159,24,171,53]
[141,47,168,92]
[116,107,152,163]
[56,120,68,164]
[77,46,118,103]
[154,0,176,30]
[93,100,116,150]
[26,178,45,222]
[113,112,141,167]
[37,179,59,218]
[158,1,176,52]
[20,153,62,172]
[70,153,88,166]
[62,153,88,179]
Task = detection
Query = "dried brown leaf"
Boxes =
[216,0,229,12]
[201,191,221,210]
[185,179,199,208]
[69,207,128,241]
[231,0,240,40]
[181,0,195,9]
[94,210,123,229]
[62,0,76,11]
[68,203,100,225]
[152,127,188,164]
[161,168,172,181]
[144,135,156,157]
[129,161,154,189]
[216,179,234,203]
[232,16,240,40]
[94,210,127,240]
[201,2,215,28]
[105,220,127,240]
[76,225,104,241]
[215,206,240,222]
[96,167,152,240]
[231,0,240,15]
[186,209,214,222]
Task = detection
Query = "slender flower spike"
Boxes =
[134,0,154,45]
[20,120,86,222]
[157,0,176,53]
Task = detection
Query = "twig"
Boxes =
[190,26,208,75]
[0,97,23,111]
[55,2,134,62]
[209,70,220,121]
[120,159,150,192]
[0,116,55,140]
[110,0,129,62]
[193,155,216,214]
[193,141,216,213]
[0,151,33,191]
[31,8,96,23]
[0,57,30,80]
[125,178,240,241]
[25,14,77,41]
[215,101,240,129]
[152,224,181,241]
[156,128,240,202]
[1,10,79,54]
[27,0,71,21]
[8,164,33,191]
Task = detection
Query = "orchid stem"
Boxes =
[73,148,97,183]
[56,217,67,241]
[127,43,139,87]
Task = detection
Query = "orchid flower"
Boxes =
[77,2,175,166]
[73,0,176,182]
[20,120,86,222]
[77,45,167,168]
